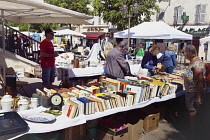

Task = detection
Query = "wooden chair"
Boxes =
[6,67,29,97]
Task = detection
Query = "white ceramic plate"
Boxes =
[22,113,56,123]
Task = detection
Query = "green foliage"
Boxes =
[92,0,159,30]
[5,21,58,33]
[44,0,93,15]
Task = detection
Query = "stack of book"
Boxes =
[44,72,184,119]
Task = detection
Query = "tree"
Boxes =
[5,21,58,33]
[92,0,159,30]
[44,0,93,15]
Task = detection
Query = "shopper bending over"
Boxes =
[106,40,130,79]
[40,29,58,91]
[141,46,161,76]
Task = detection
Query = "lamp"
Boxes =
[133,1,139,14]
[122,0,139,48]
[122,4,128,15]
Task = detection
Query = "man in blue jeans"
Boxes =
[40,29,58,91]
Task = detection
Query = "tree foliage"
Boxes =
[92,0,159,30]
[5,21,58,33]
[44,0,92,15]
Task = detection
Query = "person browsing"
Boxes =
[160,44,177,74]
[105,40,130,79]
[40,29,59,91]
[182,45,206,137]
[141,46,161,76]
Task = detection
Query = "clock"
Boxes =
[49,93,63,111]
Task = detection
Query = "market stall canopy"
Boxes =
[54,29,86,37]
[0,0,93,25]
[200,36,210,44]
[82,33,105,39]
[114,22,193,40]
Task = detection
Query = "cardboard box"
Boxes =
[34,65,42,78]
[128,119,143,140]
[25,66,35,76]
[143,113,160,133]
[14,65,24,77]
[64,123,86,140]
[97,126,128,140]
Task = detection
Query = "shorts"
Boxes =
[185,92,201,111]
[42,67,55,86]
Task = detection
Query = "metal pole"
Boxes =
[1,9,6,94]
[128,15,131,49]
[28,23,30,36]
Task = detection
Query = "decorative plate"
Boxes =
[22,113,56,123]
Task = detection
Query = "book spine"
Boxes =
[67,105,73,118]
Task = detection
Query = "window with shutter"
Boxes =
[200,5,206,23]
[195,4,206,23]
[177,7,183,24]
[174,7,178,25]
[195,5,201,23]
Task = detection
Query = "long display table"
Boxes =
[6,90,185,140]
[17,91,185,134]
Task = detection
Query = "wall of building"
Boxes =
[150,0,210,60]
[151,0,210,26]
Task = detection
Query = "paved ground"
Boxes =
[0,76,60,97]
[141,119,186,140]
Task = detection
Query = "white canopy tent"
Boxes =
[200,36,210,44]
[199,36,210,61]
[0,0,93,93]
[0,0,92,24]
[114,22,193,40]
[54,29,86,37]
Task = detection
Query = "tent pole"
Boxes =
[128,16,131,49]
[1,9,6,94]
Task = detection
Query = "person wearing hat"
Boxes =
[40,28,58,91]
[105,40,130,79]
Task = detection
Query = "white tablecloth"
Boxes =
[68,66,104,78]
[57,64,141,80]
[17,106,86,134]
[16,93,178,134]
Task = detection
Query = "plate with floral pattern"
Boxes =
[22,113,56,123]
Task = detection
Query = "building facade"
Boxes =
[150,0,210,60]
[151,0,210,26]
